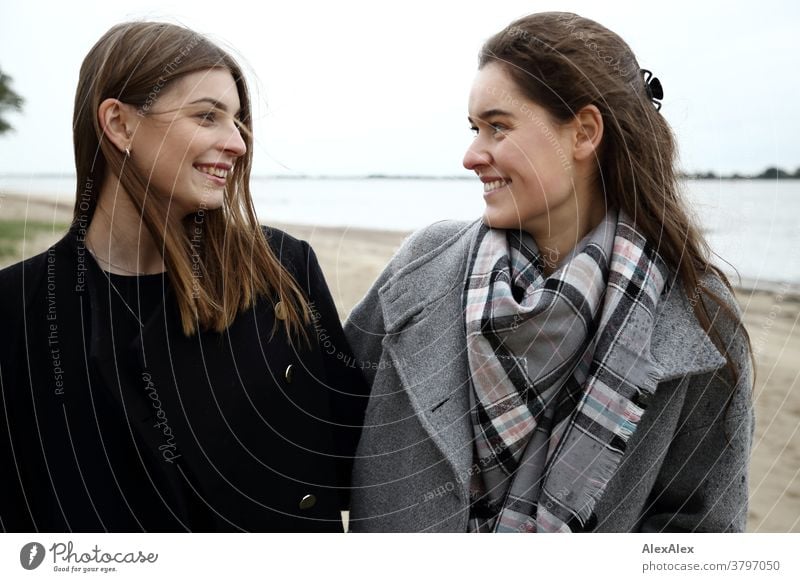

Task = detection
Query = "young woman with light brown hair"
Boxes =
[346,12,754,532]
[0,21,366,532]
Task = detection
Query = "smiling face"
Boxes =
[128,68,247,217]
[463,62,580,237]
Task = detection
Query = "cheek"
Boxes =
[500,146,532,180]
[506,136,550,176]
[153,154,183,184]
[143,153,191,198]
[532,143,573,190]
[166,137,197,173]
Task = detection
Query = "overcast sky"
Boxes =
[0,0,797,177]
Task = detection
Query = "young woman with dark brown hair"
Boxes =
[346,12,754,532]
[0,21,366,532]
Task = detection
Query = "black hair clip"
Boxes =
[640,69,663,111]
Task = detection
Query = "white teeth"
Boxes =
[483,179,509,192]
[197,165,228,179]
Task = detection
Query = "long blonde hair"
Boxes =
[72,21,310,340]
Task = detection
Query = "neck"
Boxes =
[526,185,607,276]
[86,177,167,275]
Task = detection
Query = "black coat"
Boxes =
[0,227,368,532]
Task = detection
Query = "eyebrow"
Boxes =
[188,98,241,116]
[467,109,515,123]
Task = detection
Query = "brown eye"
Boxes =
[196,111,216,124]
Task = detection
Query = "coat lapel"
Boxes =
[378,221,480,499]
[650,284,727,382]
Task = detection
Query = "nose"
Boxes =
[463,140,490,171]
[220,118,247,158]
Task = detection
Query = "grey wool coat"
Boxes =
[344,220,754,533]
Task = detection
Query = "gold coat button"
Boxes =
[285,364,294,384]
[299,494,316,510]
[274,300,287,320]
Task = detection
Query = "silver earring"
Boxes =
[124,145,131,157]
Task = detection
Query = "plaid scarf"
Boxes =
[464,209,669,532]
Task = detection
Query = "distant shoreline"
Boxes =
[1,189,798,296]
[2,173,799,181]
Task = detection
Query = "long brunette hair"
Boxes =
[479,12,751,387]
[72,21,310,340]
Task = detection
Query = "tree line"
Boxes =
[683,168,800,180]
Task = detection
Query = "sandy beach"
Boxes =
[1,191,798,532]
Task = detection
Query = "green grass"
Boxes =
[0,219,69,258]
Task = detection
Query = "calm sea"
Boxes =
[2,175,798,289]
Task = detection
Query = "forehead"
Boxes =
[467,62,526,113]
[164,68,241,110]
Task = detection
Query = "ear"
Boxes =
[97,98,137,155]
[571,104,603,162]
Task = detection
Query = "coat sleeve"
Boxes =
[341,260,395,389]
[300,242,371,509]
[639,291,754,532]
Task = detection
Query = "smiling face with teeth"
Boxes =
[463,62,602,243]
[126,68,247,217]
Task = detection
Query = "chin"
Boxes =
[482,210,517,231]
[202,196,225,211]
[192,190,226,212]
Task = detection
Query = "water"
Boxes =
[683,180,799,290]
[2,175,798,288]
